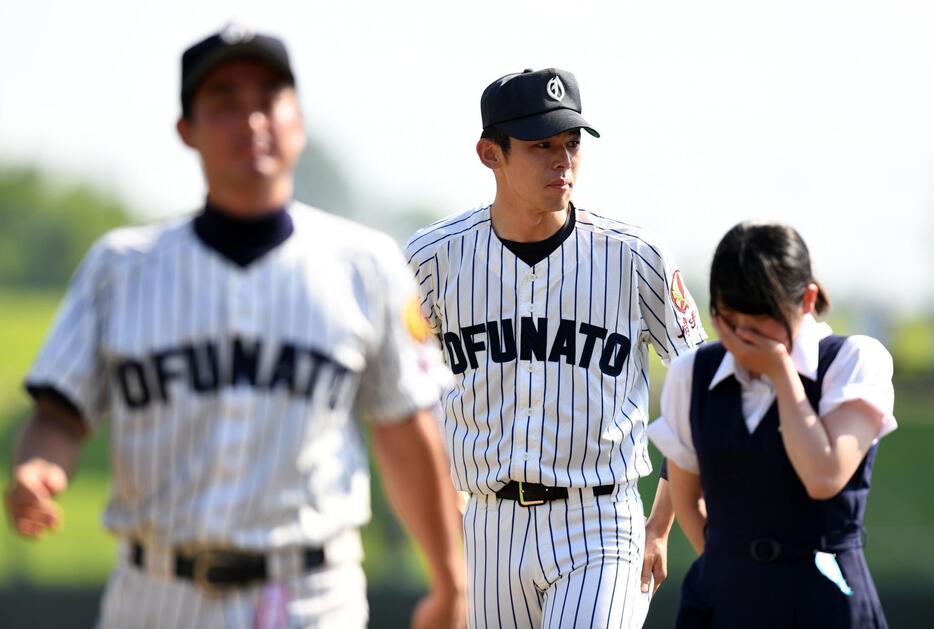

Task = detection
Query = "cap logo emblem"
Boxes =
[220,22,255,44]
[546,76,566,102]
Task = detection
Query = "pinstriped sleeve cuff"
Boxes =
[23,382,87,425]
[364,384,440,425]
[360,331,449,425]
[24,369,102,428]
[647,417,699,474]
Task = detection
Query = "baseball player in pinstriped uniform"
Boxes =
[4,26,465,628]
[405,68,707,628]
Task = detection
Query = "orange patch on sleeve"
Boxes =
[403,297,431,342]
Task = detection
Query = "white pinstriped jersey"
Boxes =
[26,201,439,550]
[405,205,707,494]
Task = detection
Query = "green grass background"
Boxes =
[1,287,932,592]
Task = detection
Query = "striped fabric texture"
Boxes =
[26,202,441,551]
[406,205,707,494]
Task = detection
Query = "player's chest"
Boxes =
[99,251,374,371]
[433,232,633,323]
[432,236,639,378]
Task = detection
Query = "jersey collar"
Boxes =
[708,313,833,389]
[193,200,294,267]
[498,203,576,267]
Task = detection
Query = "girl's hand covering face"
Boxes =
[712,315,792,379]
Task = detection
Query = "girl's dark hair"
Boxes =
[709,222,830,341]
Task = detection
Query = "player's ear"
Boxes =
[476,139,504,170]
[176,116,195,149]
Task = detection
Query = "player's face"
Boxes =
[497,129,582,214]
[180,59,306,187]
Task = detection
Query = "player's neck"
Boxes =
[206,179,294,219]
[490,199,569,243]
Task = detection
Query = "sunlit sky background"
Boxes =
[2,1,932,314]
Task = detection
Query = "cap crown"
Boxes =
[481,68,583,129]
[180,25,294,115]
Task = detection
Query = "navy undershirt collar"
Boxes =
[193,201,294,267]
[500,204,576,267]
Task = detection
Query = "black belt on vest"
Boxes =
[130,542,326,594]
[495,481,616,507]
[704,527,865,563]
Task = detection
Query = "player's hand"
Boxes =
[4,458,68,538]
[712,316,791,380]
[641,525,669,596]
[411,582,466,629]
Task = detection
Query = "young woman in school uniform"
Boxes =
[647,222,895,628]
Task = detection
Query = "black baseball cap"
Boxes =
[480,68,599,141]
[180,24,295,116]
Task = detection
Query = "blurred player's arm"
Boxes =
[372,408,466,629]
[5,396,88,537]
[668,460,706,555]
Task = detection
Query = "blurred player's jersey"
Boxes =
[26,202,443,549]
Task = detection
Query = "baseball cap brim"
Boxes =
[182,43,295,106]
[493,108,600,141]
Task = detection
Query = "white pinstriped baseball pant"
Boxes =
[464,480,651,629]
[95,532,368,629]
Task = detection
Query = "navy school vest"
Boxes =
[690,336,877,551]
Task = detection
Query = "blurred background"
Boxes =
[1,0,932,627]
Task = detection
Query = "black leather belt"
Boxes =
[130,542,325,594]
[496,481,616,507]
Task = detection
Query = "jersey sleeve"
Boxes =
[24,239,111,429]
[820,335,897,440]
[404,237,442,334]
[646,350,700,473]
[636,240,707,364]
[356,238,449,424]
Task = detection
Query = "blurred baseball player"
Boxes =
[5,26,465,629]
[405,68,706,628]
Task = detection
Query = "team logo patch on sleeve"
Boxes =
[403,296,431,343]
[671,270,701,339]
[670,270,691,313]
